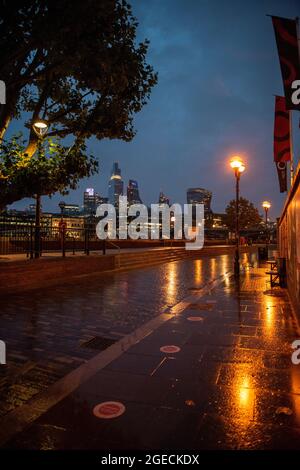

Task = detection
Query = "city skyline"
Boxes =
[8,159,277,219]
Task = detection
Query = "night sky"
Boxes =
[10,0,300,219]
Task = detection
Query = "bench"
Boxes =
[265,258,287,288]
[266,260,277,270]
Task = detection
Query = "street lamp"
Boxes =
[32,118,49,258]
[32,118,49,138]
[230,156,246,277]
[262,200,271,254]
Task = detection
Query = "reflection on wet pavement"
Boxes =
[2,252,300,449]
[0,254,231,417]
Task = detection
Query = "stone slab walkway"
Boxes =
[2,260,300,450]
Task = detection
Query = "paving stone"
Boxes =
[2,253,300,450]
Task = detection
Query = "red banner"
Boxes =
[272,16,300,110]
[274,96,290,192]
[274,96,291,162]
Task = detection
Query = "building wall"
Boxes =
[278,168,300,312]
[52,216,85,238]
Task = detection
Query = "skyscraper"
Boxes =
[158,191,170,206]
[127,179,142,205]
[83,188,106,215]
[187,187,212,221]
[108,162,124,207]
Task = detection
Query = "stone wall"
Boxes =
[0,255,116,296]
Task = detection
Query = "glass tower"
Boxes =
[108,162,124,207]
[127,179,142,205]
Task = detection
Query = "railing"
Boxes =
[0,221,106,257]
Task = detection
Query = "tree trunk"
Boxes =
[23,132,39,158]
[0,113,11,141]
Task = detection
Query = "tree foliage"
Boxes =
[0,0,157,207]
[0,135,98,208]
[224,197,262,231]
[0,0,157,147]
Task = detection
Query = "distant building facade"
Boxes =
[83,188,107,215]
[108,162,124,207]
[127,179,142,205]
[60,204,80,216]
[212,212,226,228]
[158,191,170,206]
[187,187,212,223]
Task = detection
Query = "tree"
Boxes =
[0,0,157,206]
[224,197,262,231]
[0,135,98,208]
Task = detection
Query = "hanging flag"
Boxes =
[274,96,291,162]
[274,96,291,192]
[276,161,287,193]
[271,16,300,110]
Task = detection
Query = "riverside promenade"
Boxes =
[0,250,299,450]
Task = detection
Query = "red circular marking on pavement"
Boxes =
[160,345,181,353]
[93,401,126,419]
[187,316,204,322]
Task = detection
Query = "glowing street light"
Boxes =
[262,200,271,212]
[230,156,245,173]
[262,201,271,252]
[32,118,49,138]
[229,156,246,277]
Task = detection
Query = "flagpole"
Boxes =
[297,17,300,55]
[296,16,300,178]
[289,15,300,188]
[290,110,294,187]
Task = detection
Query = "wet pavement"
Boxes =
[0,253,231,417]
[1,251,300,449]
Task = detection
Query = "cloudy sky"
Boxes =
[11,0,300,219]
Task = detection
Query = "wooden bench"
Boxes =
[266,260,277,270]
[265,258,287,288]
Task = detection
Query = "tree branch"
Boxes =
[23,81,52,158]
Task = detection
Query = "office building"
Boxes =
[108,162,124,207]
[127,179,142,205]
[158,191,170,206]
[83,188,104,215]
[59,204,80,216]
[187,187,212,214]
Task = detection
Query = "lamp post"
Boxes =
[59,201,66,219]
[230,157,246,277]
[170,215,175,240]
[58,201,66,257]
[262,200,271,254]
[32,118,49,258]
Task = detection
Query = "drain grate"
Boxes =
[187,303,213,311]
[81,336,117,350]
